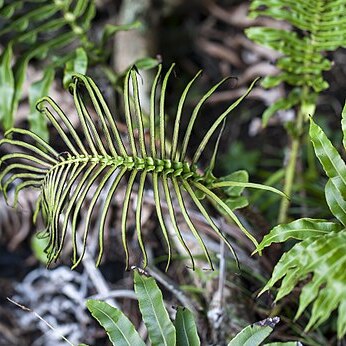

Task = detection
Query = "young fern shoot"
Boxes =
[0,65,282,271]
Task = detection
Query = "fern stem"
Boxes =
[278,87,308,224]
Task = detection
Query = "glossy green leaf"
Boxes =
[325,179,346,226]
[310,117,346,201]
[29,68,55,141]
[0,0,140,132]
[175,307,200,346]
[0,2,22,18]
[228,317,279,346]
[134,269,176,346]
[86,299,145,346]
[257,218,342,253]
[63,48,88,89]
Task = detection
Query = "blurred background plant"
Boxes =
[245,0,346,223]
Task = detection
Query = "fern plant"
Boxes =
[0,0,144,139]
[84,268,299,346]
[245,0,346,223]
[0,64,284,270]
[257,103,346,338]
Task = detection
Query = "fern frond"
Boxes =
[0,0,141,137]
[260,230,346,338]
[246,0,346,124]
[258,109,346,338]
[247,0,346,92]
[0,65,277,270]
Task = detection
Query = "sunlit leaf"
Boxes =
[310,118,346,201]
[86,300,145,346]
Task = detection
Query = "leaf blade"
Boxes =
[228,317,279,346]
[175,307,200,346]
[134,269,176,346]
[86,299,145,346]
[257,218,342,253]
[310,117,346,201]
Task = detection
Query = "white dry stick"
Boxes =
[7,298,75,346]
[208,235,227,344]
[75,229,119,309]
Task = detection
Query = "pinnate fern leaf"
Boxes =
[246,0,346,124]
[259,105,346,338]
[0,0,141,136]
[0,65,279,271]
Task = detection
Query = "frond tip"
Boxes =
[0,65,264,271]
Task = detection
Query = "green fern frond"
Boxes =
[0,65,279,271]
[246,0,346,124]
[247,0,346,91]
[258,105,346,338]
[0,0,141,137]
[260,230,346,338]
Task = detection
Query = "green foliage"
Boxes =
[86,269,197,346]
[220,141,260,175]
[86,269,296,346]
[246,0,346,125]
[228,318,277,346]
[259,103,346,338]
[217,170,250,210]
[0,65,284,270]
[174,306,200,346]
[134,270,176,345]
[228,316,300,346]
[86,299,145,346]
[0,0,141,137]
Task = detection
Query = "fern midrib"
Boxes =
[45,154,204,180]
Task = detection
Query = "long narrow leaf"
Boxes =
[134,269,176,346]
